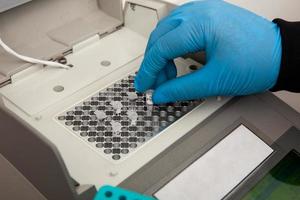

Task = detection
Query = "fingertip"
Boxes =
[134,78,142,93]
[152,78,184,104]
[166,61,177,79]
[134,75,146,93]
[134,63,156,92]
[152,90,170,104]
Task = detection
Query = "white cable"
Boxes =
[0,38,70,69]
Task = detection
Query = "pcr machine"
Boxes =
[0,0,299,200]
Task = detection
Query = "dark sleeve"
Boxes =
[270,19,300,92]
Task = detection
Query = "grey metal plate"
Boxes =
[57,73,203,162]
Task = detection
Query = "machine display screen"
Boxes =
[242,151,300,200]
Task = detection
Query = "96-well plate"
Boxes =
[57,73,203,162]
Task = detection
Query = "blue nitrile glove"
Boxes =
[134,0,282,104]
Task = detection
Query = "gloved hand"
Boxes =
[134,0,282,104]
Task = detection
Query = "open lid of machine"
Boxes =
[0,0,123,85]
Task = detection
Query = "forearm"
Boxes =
[271,19,300,92]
